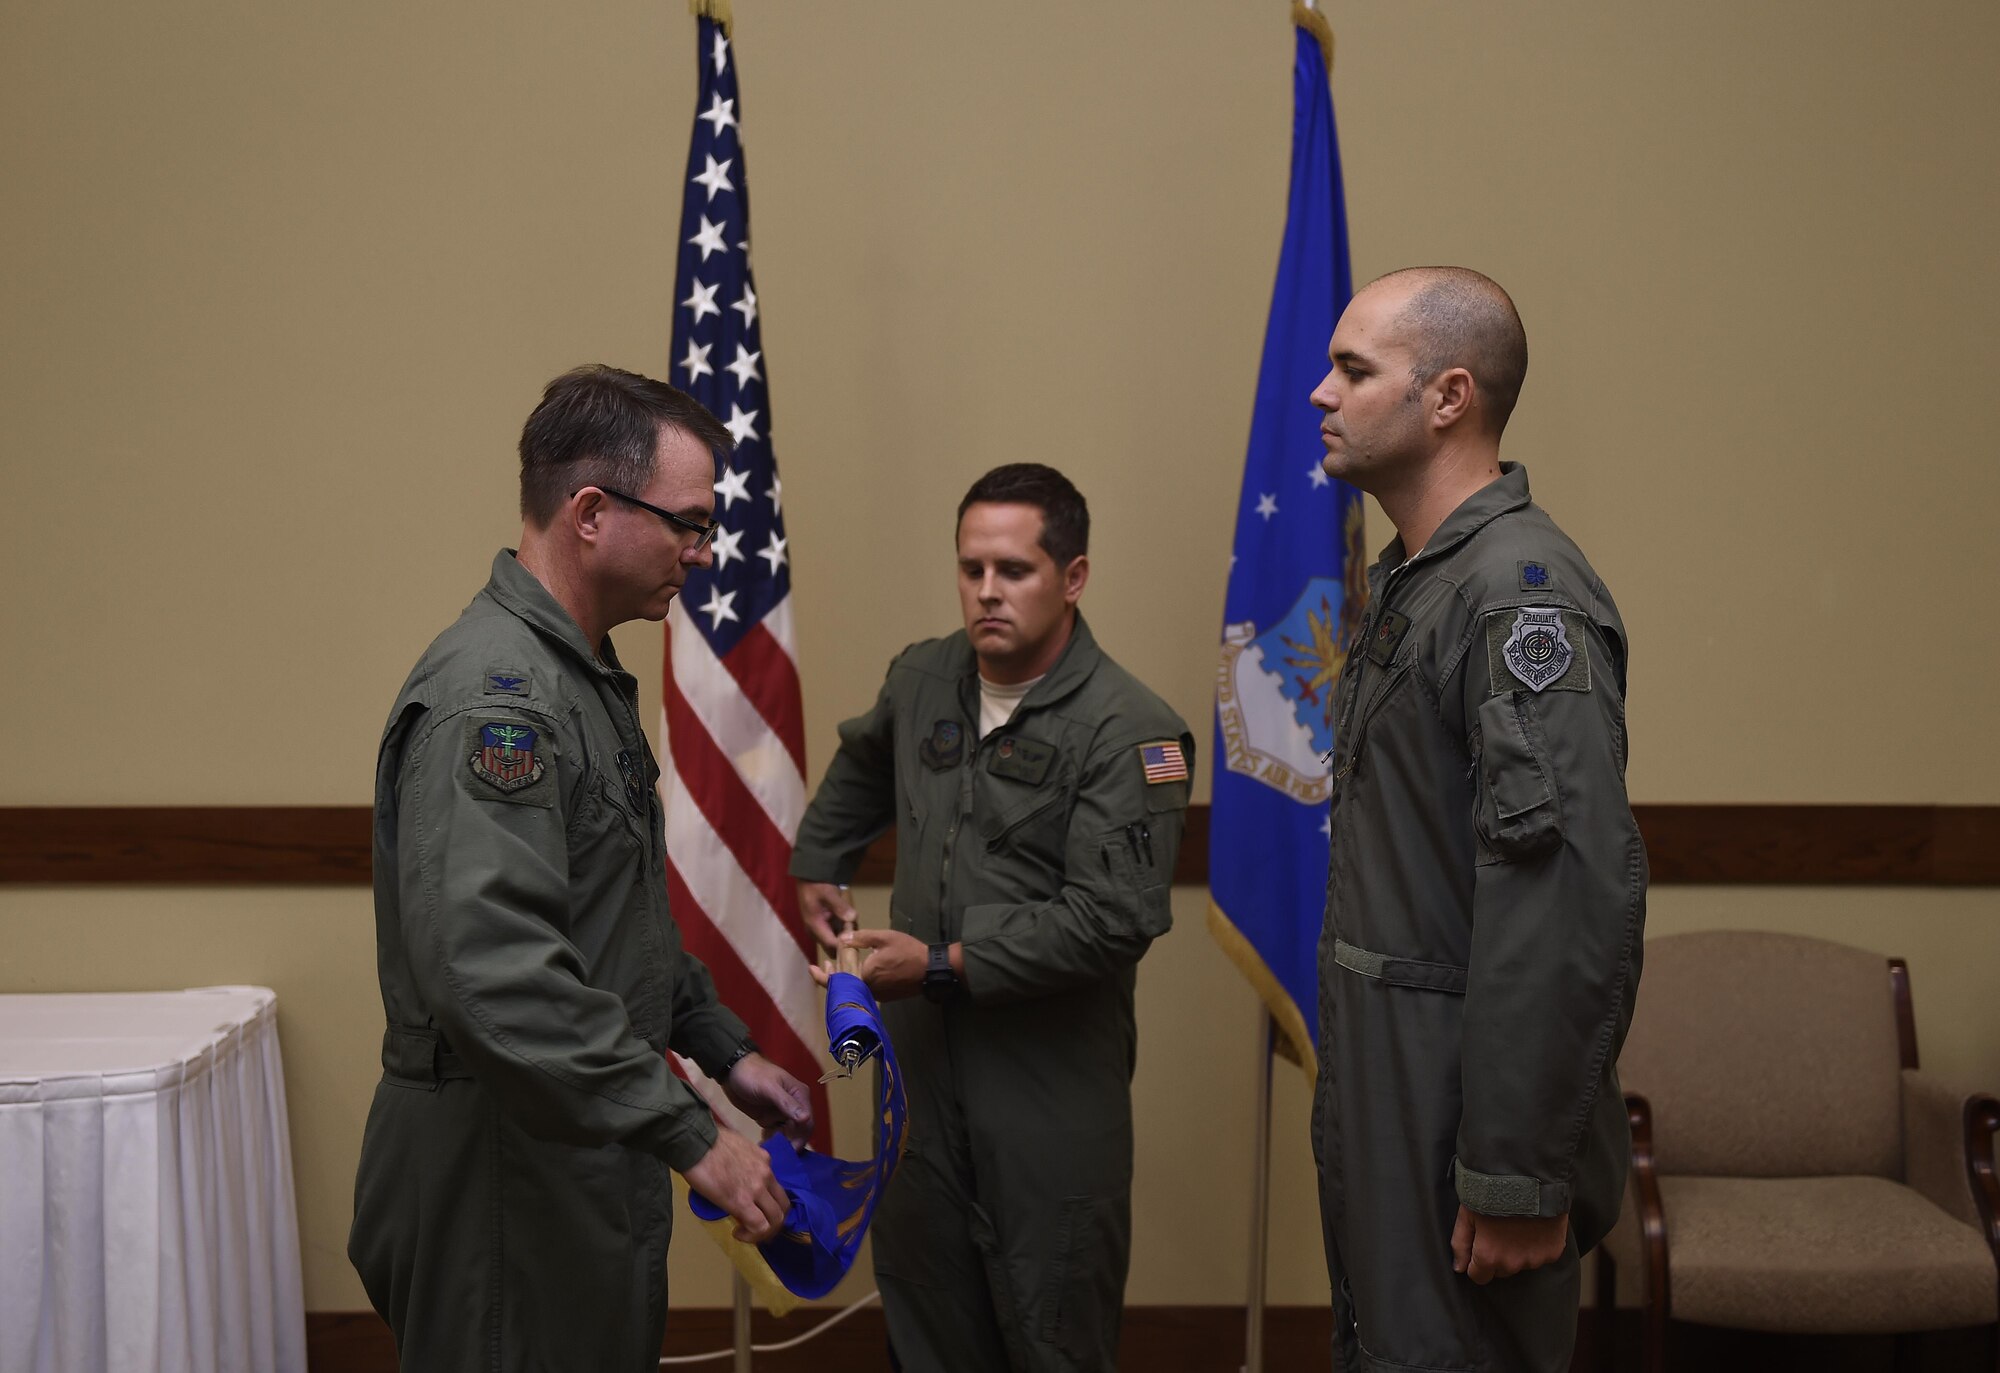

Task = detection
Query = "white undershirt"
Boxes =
[978,673,1043,740]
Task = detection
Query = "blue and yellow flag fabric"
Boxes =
[688,971,908,1307]
[1208,6,1366,1077]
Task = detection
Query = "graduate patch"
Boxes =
[918,719,964,771]
[1367,610,1412,667]
[616,748,648,812]
[1138,740,1189,785]
[470,721,547,791]
[1486,608,1591,695]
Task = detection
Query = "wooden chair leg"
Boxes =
[1640,1296,1665,1373]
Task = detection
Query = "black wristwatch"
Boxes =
[717,1037,759,1077]
[921,943,962,1004]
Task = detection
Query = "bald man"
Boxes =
[1309,268,1646,1372]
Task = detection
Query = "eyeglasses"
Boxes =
[585,487,722,551]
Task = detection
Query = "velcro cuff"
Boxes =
[1453,1157,1571,1218]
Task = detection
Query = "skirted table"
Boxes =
[0,986,307,1373]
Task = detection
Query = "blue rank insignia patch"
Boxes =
[484,668,530,696]
[470,721,546,792]
[1487,607,1592,695]
[1517,561,1552,591]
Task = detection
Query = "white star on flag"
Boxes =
[691,155,735,202]
[757,531,788,574]
[697,586,739,629]
[1255,492,1279,520]
[710,29,728,75]
[731,283,758,328]
[698,93,737,137]
[709,524,744,569]
[766,475,782,515]
[723,403,760,447]
[725,345,762,388]
[682,278,720,323]
[687,215,729,261]
[679,339,714,382]
[1307,464,1330,489]
[713,466,752,509]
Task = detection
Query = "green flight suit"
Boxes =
[349,550,751,1373]
[791,617,1193,1373]
[1314,465,1647,1373]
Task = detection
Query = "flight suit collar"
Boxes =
[1371,461,1533,579]
[952,613,1104,722]
[482,549,634,683]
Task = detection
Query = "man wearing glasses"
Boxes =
[349,364,813,1373]
[792,464,1196,1373]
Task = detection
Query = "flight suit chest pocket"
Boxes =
[1474,692,1564,862]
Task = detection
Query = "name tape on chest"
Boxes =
[1485,607,1592,694]
[1138,740,1189,785]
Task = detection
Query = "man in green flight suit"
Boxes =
[1310,268,1647,1372]
[792,464,1195,1373]
[350,365,815,1373]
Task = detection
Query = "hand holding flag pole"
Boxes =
[688,910,909,1305]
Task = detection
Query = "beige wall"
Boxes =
[3,0,1997,1316]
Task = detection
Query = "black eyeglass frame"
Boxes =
[581,486,722,551]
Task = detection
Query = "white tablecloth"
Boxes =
[0,987,307,1373]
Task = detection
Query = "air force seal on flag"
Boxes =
[1215,575,1352,805]
[470,721,547,791]
[1489,607,1591,694]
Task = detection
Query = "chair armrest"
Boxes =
[1627,1092,1672,1316]
[1901,1067,2000,1260]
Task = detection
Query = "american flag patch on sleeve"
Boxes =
[1138,740,1188,785]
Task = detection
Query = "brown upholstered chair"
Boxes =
[1597,930,2000,1372]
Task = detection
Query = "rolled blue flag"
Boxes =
[688,971,907,1300]
[1207,10,1367,1076]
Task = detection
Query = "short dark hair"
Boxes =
[957,463,1090,567]
[518,364,733,525]
[1377,266,1529,437]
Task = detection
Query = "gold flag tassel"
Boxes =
[1291,1,1335,76]
[688,0,732,36]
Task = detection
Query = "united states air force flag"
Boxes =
[1207,8,1367,1077]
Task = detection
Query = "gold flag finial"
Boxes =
[1291,2,1334,76]
[689,0,733,36]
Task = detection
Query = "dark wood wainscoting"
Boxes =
[303,1306,1994,1372]
[4,804,1996,887]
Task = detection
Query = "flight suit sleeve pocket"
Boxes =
[1097,825,1171,938]
[1473,693,1563,861]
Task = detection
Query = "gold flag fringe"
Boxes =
[688,0,733,37]
[672,1173,803,1316]
[1291,1,1335,77]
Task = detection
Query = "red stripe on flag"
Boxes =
[663,672,816,962]
[718,622,808,779]
[666,857,832,1153]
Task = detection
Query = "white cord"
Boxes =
[659,1289,881,1365]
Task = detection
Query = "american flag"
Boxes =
[1140,741,1189,785]
[659,14,830,1149]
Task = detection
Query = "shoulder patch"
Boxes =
[1516,561,1553,592]
[484,667,531,696]
[466,718,554,804]
[1137,739,1189,784]
[1486,608,1591,694]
